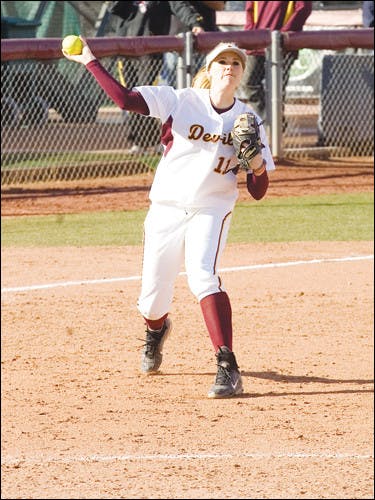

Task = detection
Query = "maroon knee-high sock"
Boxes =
[200,291,233,352]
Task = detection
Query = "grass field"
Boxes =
[1,192,373,247]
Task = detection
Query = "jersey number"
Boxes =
[214,156,234,175]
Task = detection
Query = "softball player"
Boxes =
[63,39,275,398]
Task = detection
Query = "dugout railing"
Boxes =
[1,29,373,187]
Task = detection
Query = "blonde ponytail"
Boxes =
[191,66,211,89]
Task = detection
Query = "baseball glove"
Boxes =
[231,113,265,170]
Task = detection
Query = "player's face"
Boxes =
[209,52,244,91]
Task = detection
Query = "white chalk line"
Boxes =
[1,254,373,294]
[2,451,373,467]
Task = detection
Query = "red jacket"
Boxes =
[245,1,312,54]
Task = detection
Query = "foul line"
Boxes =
[1,254,373,294]
[2,450,373,467]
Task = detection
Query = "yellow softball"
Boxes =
[62,35,83,56]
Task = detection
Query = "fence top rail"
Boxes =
[0,35,185,62]
[1,29,373,62]
[283,29,374,51]
[194,29,272,52]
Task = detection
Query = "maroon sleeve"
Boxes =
[246,169,269,200]
[86,59,149,115]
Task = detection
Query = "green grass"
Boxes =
[1,210,147,247]
[230,192,374,243]
[2,151,161,170]
[1,193,373,247]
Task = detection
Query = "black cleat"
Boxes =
[141,319,172,374]
[208,346,244,398]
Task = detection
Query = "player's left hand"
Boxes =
[231,112,265,171]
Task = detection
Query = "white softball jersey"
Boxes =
[135,86,275,211]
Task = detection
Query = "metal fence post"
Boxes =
[270,30,283,159]
[265,45,272,144]
[185,31,193,87]
[177,31,193,89]
[176,33,186,89]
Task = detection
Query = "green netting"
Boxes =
[1,1,80,38]
[1,0,40,21]
[38,1,80,38]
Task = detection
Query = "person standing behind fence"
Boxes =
[108,1,212,153]
[362,0,374,28]
[62,38,275,398]
[161,1,226,87]
[236,1,312,126]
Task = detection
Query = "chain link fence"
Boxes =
[1,32,373,187]
[1,56,163,186]
[283,48,374,159]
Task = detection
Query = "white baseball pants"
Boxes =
[137,202,233,320]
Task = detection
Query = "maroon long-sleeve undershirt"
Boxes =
[247,170,269,200]
[86,59,150,114]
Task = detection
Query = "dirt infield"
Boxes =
[1,158,374,498]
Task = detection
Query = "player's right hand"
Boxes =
[62,36,97,66]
